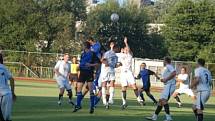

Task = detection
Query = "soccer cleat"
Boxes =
[145,114,158,121]
[89,108,94,114]
[108,99,114,105]
[164,115,173,121]
[73,106,82,112]
[121,103,128,110]
[177,102,182,108]
[139,101,146,106]
[57,101,62,106]
[105,104,110,109]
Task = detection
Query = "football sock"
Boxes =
[164,104,170,115]
[197,113,203,121]
[155,105,163,115]
[122,91,127,105]
[174,95,181,103]
[140,92,145,101]
[76,92,82,107]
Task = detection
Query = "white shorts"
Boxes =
[56,79,71,90]
[0,93,12,121]
[160,83,176,100]
[194,91,210,110]
[120,70,135,87]
[175,88,195,97]
[100,71,115,83]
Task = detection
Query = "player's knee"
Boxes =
[146,91,151,96]
[192,105,197,110]
[197,109,203,114]
[67,89,72,96]
[159,99,167,105]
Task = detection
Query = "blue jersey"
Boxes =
[137,69,155,89]
[79,50,98,72]
[91,41,101,59]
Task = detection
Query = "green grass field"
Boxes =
[13,80,215,121]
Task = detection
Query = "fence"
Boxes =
[2,50,215,90]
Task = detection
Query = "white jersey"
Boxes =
[162,64,176,84]
[120,53,132,71]
[54,60,70,81]
[0,64,12,96]
[116,53,124,63]
[178,74,189,89]
[195,67,212,92]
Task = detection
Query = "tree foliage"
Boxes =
[162,0,215,61]
[85,0,167,58]
[0,0,86,53]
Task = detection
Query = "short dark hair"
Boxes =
[84,41,91,49]
[141,62,146,66]
[164,56,171,63]
[181,66,187,72]
[0,53,3,64]
[87,36,94,42]
[197,58,205,66]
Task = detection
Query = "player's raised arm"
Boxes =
[124,37,133,56]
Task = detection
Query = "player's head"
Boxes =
[87,36,95,45]
[197,58,205,67]
[0,53,3,64]
[72,56,77,63]
[123,47,129,54]
[109,38,116,48]
[63,53,69,62]
[120,47,124,53]
[181,67,187,74]
[83,41,91,50]
[164,56,171,66]
[140,63,146,69]
[102,58,108,65]
[112,45,119,53]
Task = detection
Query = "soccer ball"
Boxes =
[111,13,119,22]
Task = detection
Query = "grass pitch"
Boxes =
[13,80,215,121]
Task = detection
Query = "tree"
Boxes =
[85,0,167,58]
[0,0,86,67]
[162,0,215,61]
[0,0,86,53]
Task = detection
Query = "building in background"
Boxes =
[122,0,154,7]
[86,0,100,13]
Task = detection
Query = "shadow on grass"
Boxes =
[13,96,215,121]
[16,84,56,89]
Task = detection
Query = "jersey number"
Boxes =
[204,73,209,84]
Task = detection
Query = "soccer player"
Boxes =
[101,41,118,109]
[73,41,99,114]
[54,53,74,106]
[87,36,101,59]
[0,53,16,121]
[172,67,195,108]
[191,59,212,121]
[146,57,176,121]
[119,37,141,109]
[136,62,160,105]
[70,56,79,95]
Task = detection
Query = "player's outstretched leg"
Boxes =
[89,92,95,114]
[146,91,157,105]
[73,91,82,112]
[139,90,146,106]
[108,85,115,105]
[58,88,65,105]
[67,89,74,106]
[94,90,102,106]
[174,95,182,108]
[146,100,163,121]
[121,89,127,110]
